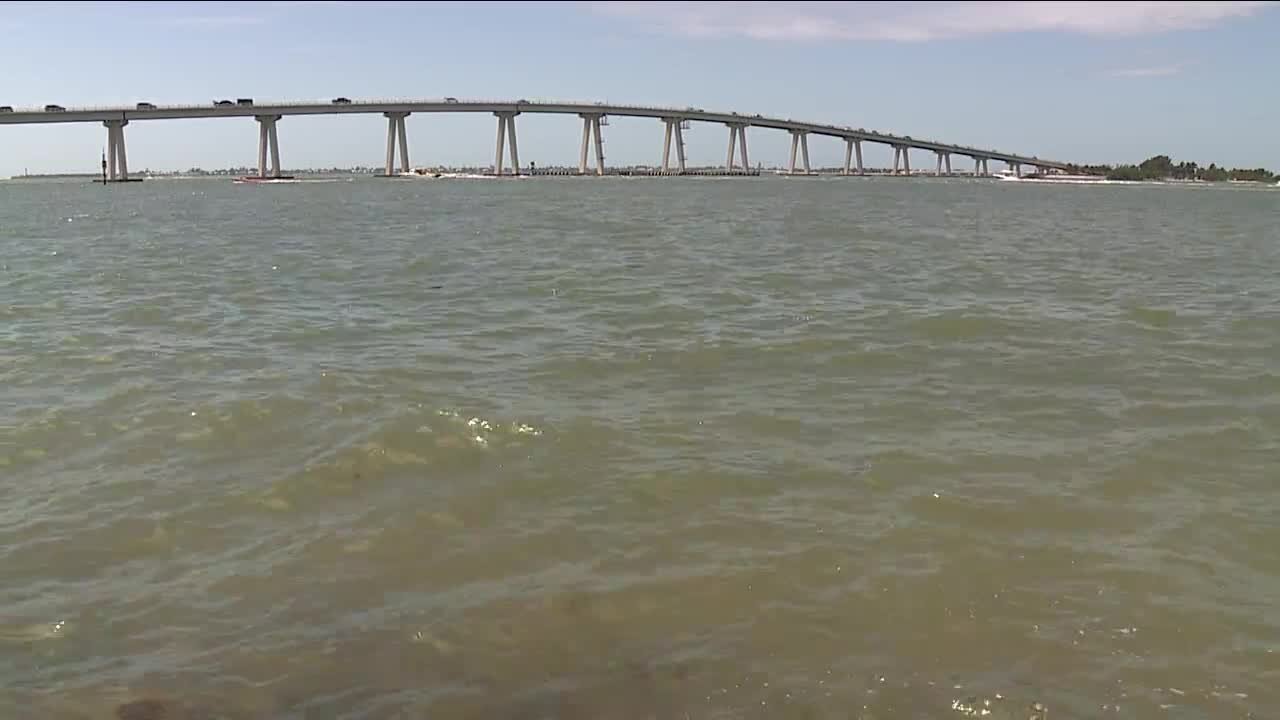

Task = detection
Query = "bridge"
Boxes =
[0,98,1073,181]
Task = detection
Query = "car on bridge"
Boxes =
[214,100,234,107]
[136,102,156,110]
[44,104,65,112]
[332,97,351,104]
[236,98,253,106]
[0,106,11,113]
[445,97,458,103]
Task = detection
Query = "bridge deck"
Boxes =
[0,98,1069,170]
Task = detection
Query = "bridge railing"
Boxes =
[7,98,734,115]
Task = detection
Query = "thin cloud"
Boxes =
[589,1,1275,42]
[1110,64,1183,77]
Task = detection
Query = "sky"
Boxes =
[1,0,1278,175]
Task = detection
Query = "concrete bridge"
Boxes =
[0,98,1072,181]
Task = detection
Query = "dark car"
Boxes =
[236,98,253,106]
[332,97,352,104]
[214,100,234,107]
[136,102,156,110]
[0,106,12,113]
[44,104,65,112]
[444,97,458,103]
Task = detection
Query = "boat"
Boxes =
[994,169,1109,184]
[234,175,298,184]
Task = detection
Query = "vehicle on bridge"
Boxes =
[237,98,253,106]
[136,102,155,110]
[214,100,233,107]
[332,97,351,104]
[44,104,65,112]
[0,106,11,113]
[445,97,458,103]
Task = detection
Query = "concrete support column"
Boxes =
[103,120,129,181]
[397,115,409,173]
[892,146,901,174]
[854,139,864,175]
[789,131,810,174]
[257,119,269,178]
[268,120,281,178]
[493,112,519,175]
[724,123,748,171]
[507,113,520,176]
[592,116,605,176]
[579,114,605,175]
[384,112,410,175]
[935,152,944,176]
[901,147,911,175]
[945,154,952,175]
[674,122,686,172]
[494,114,507,175]
[661,118,687,173]
[661,120,672,171]
[255,115,281,178]
[385,115,397,176]
[843,138,853,175]
[116,125,129,180]
[725,124,737,171]
[1012,162,1021,178]
[106,126,118,181]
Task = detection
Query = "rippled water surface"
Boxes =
[2,175,1278,719]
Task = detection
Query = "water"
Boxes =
[2,175,1277,719]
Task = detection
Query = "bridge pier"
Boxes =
[103,120,129,181]
[973,157,988,176]
[254,115,282,178]
[493,111,520,175]
[892,146,911,175]
[578,114,606,175]
[383,112,410,176]
[725,123,748,171]
[1009,161,1021,178]
[660,118,687,173]
[935,151,952,176]
[842,138,864,175]
[788,130,810,174]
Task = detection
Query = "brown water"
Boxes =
[1,176,1278,719]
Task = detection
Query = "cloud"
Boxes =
[588,1,1275,42]
[1110,64,1183,77]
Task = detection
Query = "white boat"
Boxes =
[994,169,1109,184]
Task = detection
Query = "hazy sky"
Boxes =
[1,1,1277,175]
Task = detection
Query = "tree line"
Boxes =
[1064,155,1276,183]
